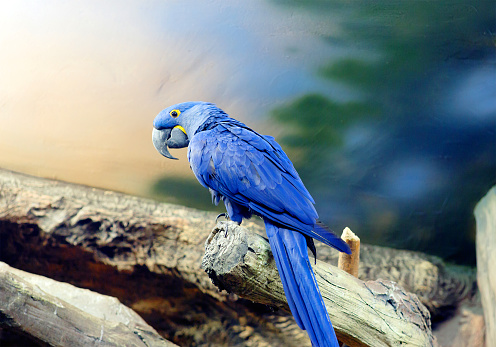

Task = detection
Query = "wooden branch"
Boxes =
[0,262,175,347]
[475,185,496,346]
[338,227,360,277]
[202,222,436,347]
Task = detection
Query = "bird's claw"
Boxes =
[215,213,231,237]
[216,212,230,223]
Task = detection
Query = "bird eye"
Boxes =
[170,109,180,118]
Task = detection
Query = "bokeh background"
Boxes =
[1,0,494,265]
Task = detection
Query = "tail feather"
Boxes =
[265,221,339,347]
[314,222,351,255]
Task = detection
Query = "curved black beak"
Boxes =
[152,127,189,160]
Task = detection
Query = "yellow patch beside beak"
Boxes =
[174,125,187,135]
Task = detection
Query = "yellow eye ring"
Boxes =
[170,109,180,118]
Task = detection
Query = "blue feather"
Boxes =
[265,221,339,346]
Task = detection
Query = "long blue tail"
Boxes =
[265,221,339,347]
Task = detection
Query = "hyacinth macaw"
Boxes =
[152,101,351,347]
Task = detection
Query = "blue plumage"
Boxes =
[153,101,351,347]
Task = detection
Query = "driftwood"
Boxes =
[475,185,496,346]
[202,222,435,347]
[0,262,175,346]
[0,168,478,345]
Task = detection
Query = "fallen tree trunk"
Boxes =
[202,222,436,347]
[0,261,175,347]
[0,168,477,345]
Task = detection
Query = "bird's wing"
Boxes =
[189,120,349,252]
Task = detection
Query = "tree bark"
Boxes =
[0,168,478,345]
[475,185,496,346]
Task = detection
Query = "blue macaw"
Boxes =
[152,101,351,347]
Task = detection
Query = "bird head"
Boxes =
[152,101,215,159]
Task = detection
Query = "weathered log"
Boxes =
[202,222,436,347]
[0,261,175,347]
[475,185,496,346]
[0,168,477,345]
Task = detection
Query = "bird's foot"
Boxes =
[215,213,231,237]
[216,212,230,223]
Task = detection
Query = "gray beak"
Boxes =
[152,127,189,160]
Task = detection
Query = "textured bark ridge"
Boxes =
[0,168,478,346]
